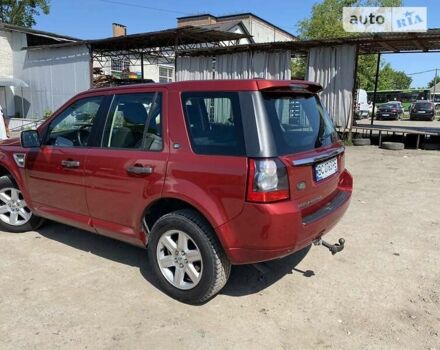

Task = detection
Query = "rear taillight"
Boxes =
[246,158,289,203]
[338,170,353,191]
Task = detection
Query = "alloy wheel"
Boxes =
[156,229,203,290]
[0,187,32,226]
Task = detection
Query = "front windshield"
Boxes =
[262,92,338,155]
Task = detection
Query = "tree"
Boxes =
[0,0,50,28]
[378,63,412,90]
[294,0,411,91]
[428,75,440,88]
[297,0,402,41]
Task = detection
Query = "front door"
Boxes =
[25,95,108,230]
[84,90,168,244]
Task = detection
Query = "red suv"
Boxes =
[0,80,352,303]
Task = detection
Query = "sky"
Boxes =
[33,0,440,88]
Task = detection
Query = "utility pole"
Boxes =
[433,68,438,100]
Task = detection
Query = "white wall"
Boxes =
[0,30,23,117]
[0,30,90,119]
[22,45,91,118]
[0,31,13,77]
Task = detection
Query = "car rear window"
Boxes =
[415,102,432,109]
[181,92,246,156]
[262,92,338,155]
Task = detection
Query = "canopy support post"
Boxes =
[370,52,381,137]
[140,53,144,79]
[21,87,24,118]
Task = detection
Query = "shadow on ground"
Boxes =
[36,222,313,299]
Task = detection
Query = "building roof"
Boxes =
[0,23,79,43]
[194,20,254,43]
[178,28,440,56]
[177,12,296,40]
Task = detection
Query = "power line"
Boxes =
[97,0,297,33]
[97,0,189,15]
[407,68,440,75]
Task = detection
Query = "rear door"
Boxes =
[260,91,345,216]
[84,89,168,244]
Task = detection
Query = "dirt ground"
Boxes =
[1,146,439,350]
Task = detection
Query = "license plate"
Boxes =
[418,110,426,113]
[315,157,338,182]
[382,113,389,116]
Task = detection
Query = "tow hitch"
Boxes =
[313,238,345,255]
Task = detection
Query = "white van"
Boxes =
[355,89,370,119]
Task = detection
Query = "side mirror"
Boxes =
[20,130,41,148]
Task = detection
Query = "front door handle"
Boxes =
[127,165,153,175]
[61,160,80,168]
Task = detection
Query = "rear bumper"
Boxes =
[217,170,352,265]
[377,113,399,120]
[410,112,434,120]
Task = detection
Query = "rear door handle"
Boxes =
[61,160,80,168]
[127,165,153,175]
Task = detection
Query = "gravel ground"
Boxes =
[1,146,439,350]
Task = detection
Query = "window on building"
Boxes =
[159,66,174,83]
[111,58,130,77]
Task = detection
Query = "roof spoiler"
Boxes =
[259,81,323,94]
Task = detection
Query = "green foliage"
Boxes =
[291,57,307,79]
[357,56,412,90]
[357,55,379,91]
[297,0,402,40]
[0,0,50,27]
[295,0,411,90]
[427,75,440,88]
[378,62,412,89]
[43,109,52,119]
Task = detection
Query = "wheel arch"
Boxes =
[0,162,19,186]
[141,196,227,250]
[0,163,13,178]
[143,197,214,233]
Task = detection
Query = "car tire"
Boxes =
[352,138,371,146]
[148,209,231,304]
[0,175,44,233]
[381,142,404,151]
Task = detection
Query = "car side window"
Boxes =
[181,92,245,156]
[45,96,104,147]
[102,92,162,151]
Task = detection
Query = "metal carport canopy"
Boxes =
[176,28,440,55]
[25,26,251,54]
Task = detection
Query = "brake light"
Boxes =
[246,158,289,203]
[338,170,353,191]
